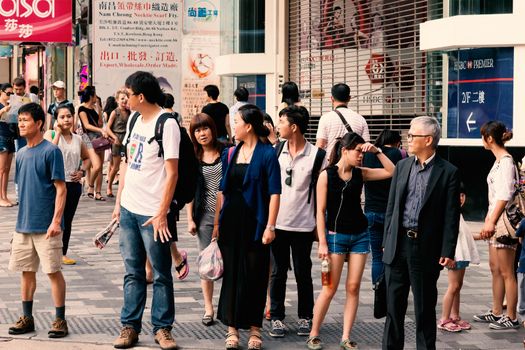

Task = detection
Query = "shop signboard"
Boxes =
[183,0,220,34]
[0,0,72,43]
[92,0,182,106]
[447,48,513,138]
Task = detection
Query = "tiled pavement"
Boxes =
[0,180,524,349]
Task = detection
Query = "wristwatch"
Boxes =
[266,225,276,232]
[374,147,383,155]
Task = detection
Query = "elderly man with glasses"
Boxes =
[382,116,461,350]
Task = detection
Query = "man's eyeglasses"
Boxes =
[2,91,13,96]
[285,167,292,186]
[407,133,432,142]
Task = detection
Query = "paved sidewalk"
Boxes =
[0,181,524,349]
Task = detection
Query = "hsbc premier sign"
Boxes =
[0,0,72,43]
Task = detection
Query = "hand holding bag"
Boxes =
[197,238,223,281]
[91,136,112,153]
[497,164,524,244]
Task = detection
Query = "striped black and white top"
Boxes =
[201,158,222,212]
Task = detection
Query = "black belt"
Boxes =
[401,227,418,239]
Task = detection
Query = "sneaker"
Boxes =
[437,318,462,333]
[340,339,358,350]
[114,326,139,349]
[297,318,311,336]
[48,317,68,338]
[62,256,77,265]
[473,310,502,323]
[154,328,178,350]
[489,315,520,330]
[269,319,286,338]
[8,315,35,335]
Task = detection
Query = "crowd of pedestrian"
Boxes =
[3,72,525,350]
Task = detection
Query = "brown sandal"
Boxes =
[225,331,239,350]
[248,329,262,350]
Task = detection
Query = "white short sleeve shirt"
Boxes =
[487,155,515,215]
[121,111,181,216]
[316,107,370,158]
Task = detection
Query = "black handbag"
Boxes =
[373,273,387,319]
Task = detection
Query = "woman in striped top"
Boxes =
[187,113,224,327]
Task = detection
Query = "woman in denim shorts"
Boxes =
[307,133,395,350]
[0,83,16,207]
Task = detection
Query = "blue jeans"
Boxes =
[365,211,385,284]
[119,206,174,333]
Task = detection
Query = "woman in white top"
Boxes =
[474,121,519,329]
[44,105,89,265]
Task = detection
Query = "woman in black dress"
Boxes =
[217,104,281,350]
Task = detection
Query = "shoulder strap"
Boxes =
[334,109,353,133]
[150,113,172,158]
[125,112,141,147]
[227,146,235,164]
[308,148,327,204]
[275,141,286,158]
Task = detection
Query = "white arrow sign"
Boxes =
[466,112,477,132]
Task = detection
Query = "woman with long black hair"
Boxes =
[217,104,281,350]
[307,132,394,350]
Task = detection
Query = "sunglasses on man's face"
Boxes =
[3,91,13,96]
[285,167,292,186]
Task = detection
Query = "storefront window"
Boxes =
[449,0,512,16]
[222,75,266,112]
[221,0,265,54]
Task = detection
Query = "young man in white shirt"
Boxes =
[112,72,180,350]
[269,105,327,338]
[315,83,370,159]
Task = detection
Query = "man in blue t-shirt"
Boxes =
[7,103,68,338]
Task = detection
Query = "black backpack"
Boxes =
[126,112,199,214]
[275,141,326,205]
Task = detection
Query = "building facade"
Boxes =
[217,0,524,218]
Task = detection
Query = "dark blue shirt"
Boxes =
[402,154,436,229]
[220,141,282,241]
[15,140,65,233]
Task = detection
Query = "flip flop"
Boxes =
[175,250,189,280]
[106,193,115,198]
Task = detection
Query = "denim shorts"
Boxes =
[326,231,370,255]
[447,260,470,270]
[0,135,15,153]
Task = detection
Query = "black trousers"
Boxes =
[382,232,441,350]
[270,229,314,321]
[63,182,82,255]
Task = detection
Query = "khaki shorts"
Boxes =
[8,232,63,274]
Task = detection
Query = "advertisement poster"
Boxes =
[180,35,220,123]
[294,0,425,117]
[447,48,514,139]
[92,0,182,106]
[0,0,72,43]
[178,0,221,124]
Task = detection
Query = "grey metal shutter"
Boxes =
[288,0,444,142]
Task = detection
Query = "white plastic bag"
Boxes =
[196,238,223,281]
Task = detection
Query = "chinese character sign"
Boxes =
[183,0,220,34]
[447,48,514,139]
[92,0,182,107]
[0,0,72,42]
